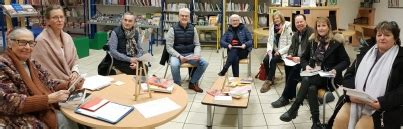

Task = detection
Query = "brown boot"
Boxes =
[260,80,272,93]
[189,82,203,93]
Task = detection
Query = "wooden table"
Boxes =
[61,74,188,129]
[201,77,251,129]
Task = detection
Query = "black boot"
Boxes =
[280,103,299,122]
[280,77,311,122]
[308,85,322,129]
[218,67,228,76]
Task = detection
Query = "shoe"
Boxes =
[189,82,203,93]
[280,109,298,122]
[311,122,324,129]
[271,97,290,108]
[260,80,272,93]
[218,67,228,76]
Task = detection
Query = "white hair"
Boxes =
[229,14,241,24]
[8,27,33,46]
[179,8,190,15]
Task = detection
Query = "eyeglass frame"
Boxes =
[10,39,37,47]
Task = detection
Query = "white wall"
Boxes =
[373,0,403,42]
[337,0,360,29]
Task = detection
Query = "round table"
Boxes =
[61,74,188,129]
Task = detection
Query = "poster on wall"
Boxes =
[389,0,403,8]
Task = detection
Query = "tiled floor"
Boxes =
[78,43,357,129]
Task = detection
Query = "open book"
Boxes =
[343,87,377,103]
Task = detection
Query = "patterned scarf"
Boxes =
[313,38,328,66]
[7,48,57,129]
[125,29,137,57]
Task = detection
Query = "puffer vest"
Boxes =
[173,23,195,54]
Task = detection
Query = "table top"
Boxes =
[201,76,251,108]
[61,74,188,129]
[253,28,269,37]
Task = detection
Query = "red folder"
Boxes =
[79,97,110,111]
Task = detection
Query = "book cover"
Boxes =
[79,97,110,111]
[147,76,173,88]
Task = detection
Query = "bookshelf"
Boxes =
[223,0,254,32]
[161,0,192,38]
[196,25,220,52]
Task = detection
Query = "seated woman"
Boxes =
[0,28,79,128]
[279,17,350,129]
[32,5,84,84]
[218,14,252,77]
[260,12,293,93]
[332,21,403,129]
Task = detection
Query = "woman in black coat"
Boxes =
[332,21,403,129]
[279,17,350,129]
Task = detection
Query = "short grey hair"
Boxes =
[121,12,136,20]
[229,14,241,24]
[8,27,33,46]
[179,8,190,15]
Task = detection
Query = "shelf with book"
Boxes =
[223,0,254,33]
[195,25,220,52]
[252,0,271,47]
[161,0,192,39]
[64,2,87,35]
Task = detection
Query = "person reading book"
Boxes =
[165,8,209,93]
[218,14,252,77]
[0,28,79,128]
[332,21,403,129]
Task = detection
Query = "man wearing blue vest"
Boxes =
[108,12,145,75]
[166,8,208,93]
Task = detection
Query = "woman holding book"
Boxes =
[32,5,84,87]
[260,12,293,93]
[0,28,79,128]
[218,14,252,77]
[332,21,403,129]
[279,17,350,129]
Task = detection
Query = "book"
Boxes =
[76,101,134,124]
[147,76,173,88]
[79,97,110,111]
[82,75,113,90]
[141,83,175,93]
[343,87,377,103]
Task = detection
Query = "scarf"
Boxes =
[348,45,399,129]
[7,49,57,129]
[32,28,78,80]
[125,28,138,57]
[313,38,328,66]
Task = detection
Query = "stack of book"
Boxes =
[141,76,175,93]
[2,4,39,17]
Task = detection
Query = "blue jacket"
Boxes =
[220,24,253,51]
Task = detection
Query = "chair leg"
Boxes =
[322,92,332,124]
[164,63,169,78]
[248,55,251,77]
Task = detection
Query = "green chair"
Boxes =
[73,37,90,58]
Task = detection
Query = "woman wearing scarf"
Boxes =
[218,14,252,77]
[0,28,79,128]
[32,5,83,86]
[279,17,350,129]
[332,21,403,129]
[107,12,145,75]
[260,12,293,93]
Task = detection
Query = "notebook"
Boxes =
[75,100,134,124]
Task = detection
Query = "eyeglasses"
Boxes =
[51,16,65,20]
[10,39,37,47]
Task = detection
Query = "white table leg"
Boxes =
[207,105,212,128]
[238,109,243,129]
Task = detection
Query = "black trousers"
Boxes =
[263,54,282,81]
[113,60,148,75]
[281,64,302,100]
[223,48,249,77]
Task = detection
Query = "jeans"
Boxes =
[56,110,79,129]
[223,48,249,77]
[282,64,302,100]
[263,54,282,81]
[170,55,209,85]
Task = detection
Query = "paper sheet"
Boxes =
[343,87,376,103]
[76,102,133,123]
[282,57,298,66]
[83,75,114,90]
[133,97,181,118]
[300,71,318,77]
[318,71,335,77]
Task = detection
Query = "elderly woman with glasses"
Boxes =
[31,5,83,87]
[0,28,79,128]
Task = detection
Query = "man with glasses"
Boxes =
[165,8,208,93]
[108,12,145,75]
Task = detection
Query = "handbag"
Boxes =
[255,63,266,81]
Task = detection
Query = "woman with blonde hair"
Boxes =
[260,11,293,93]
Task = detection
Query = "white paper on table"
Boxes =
[133,97,181,118]
[282,57,298,66]
[343,87,377,103]
[318,71,335,77]
[83,75,114,90]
